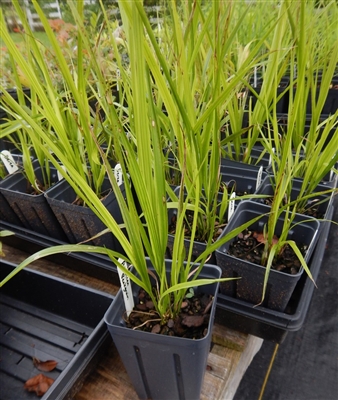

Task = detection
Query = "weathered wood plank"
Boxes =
[212,323,248,352]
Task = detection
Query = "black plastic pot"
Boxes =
[0,163,23,226]
[104,261,221,400]
[245,76,290,116]
[166,187,233,264]
[0,260,113,400]
[265,112,338,150]
[304,75,338,115]
[163,150,181,188]
[0,192,23,226]
[0,160,67,240]
[215,202,334,343]
[45,177,125,251]
[0,138,18,152]
[166,161,265,262]
[241,76,290,129]
[254,176,336,221]
[0,87,31,126]
[215,201,320,312]
[221,145,272,169]
[220,164,267,195]
[87,84,125,121]
[166,229,217,264]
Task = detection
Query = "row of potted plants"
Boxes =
[0,0,337,399]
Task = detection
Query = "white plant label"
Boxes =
[228,192,236,221]
[256,166,263,190]
[329,169,334,182]
[116,68,120,91]
[117,258,134,316]
[57,165,67,181]
[114,163,124,186]
[253,66,257,88]
[0,151,18,174]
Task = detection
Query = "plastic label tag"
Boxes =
[329,169,334,182]
[256,166,263,190]
[57,165,67,181]
[114,163,124,186]
[0,150,19,174]
[228,192,236,221]
[116,68,120,92]
[253,66,257,88]
[117,258,134,316]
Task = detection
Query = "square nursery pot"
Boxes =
[241,76,290,129]
[0,87,31,126]
[0,191,23,226]
[166,187,235,264]
[163,150,181,189]
[221,145,272,170]
[266,113,338,150]
[0,152,33,226]
[244,76,290,117]
[87,84,126,121]
[0,260,113,400]
[220,164,267,196]
[45,177,125,251]
[215,202,335,343]
[104,261,221,400]
[0,138,19,152]
[304,74,338,115]
[254,176,336,222]
[215,201,320,312]
[0,160,67,240]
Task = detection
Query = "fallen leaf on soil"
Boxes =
[24,373,54,396]
[253,231,279,245]
[181,315,205,327]
[33,357,58,372]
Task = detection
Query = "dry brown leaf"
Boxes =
[253,231,279,245]
[33,357,58,372]
[24,373,54,397]
[181,315,205,327]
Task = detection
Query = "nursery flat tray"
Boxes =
[0,221,121,286]
[0,202,334,345]
[0,261,114,400]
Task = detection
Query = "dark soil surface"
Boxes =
[169,211,225,243]
[262,197,325,219]
[228,229,307,274]
[125,288,214,339]
[25,178,47,195]
[72,188,112,206]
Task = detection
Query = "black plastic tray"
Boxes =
[0,201,334,345]
[0,261,114,400]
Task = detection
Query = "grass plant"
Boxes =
[0,0,263,323]
[0,0,336,310]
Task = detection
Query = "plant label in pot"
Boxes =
[215,201,320,311]
[167,188,232,264]
[104,260,221,400]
